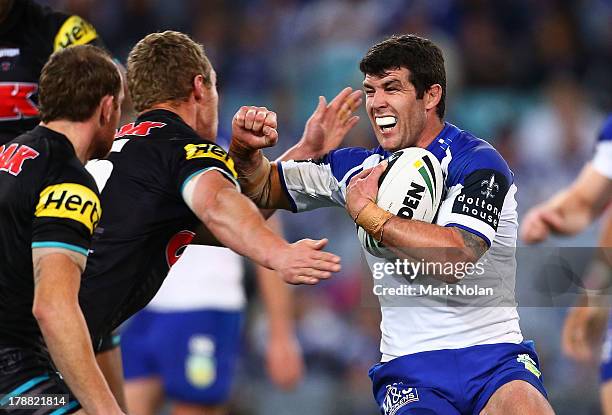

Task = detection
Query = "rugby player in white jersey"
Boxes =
[522,114,612,413]
[229,34,554,415]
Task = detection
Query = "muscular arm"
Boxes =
[185,170,339,284]
[347,163,489,283]
[381,218,488,282]
[522,164,612,242]
[32,248,122,415]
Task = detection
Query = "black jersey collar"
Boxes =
[32,125,77,156]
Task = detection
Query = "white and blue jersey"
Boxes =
[279,122,523,359]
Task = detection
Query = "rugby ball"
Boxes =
[357,148,444,258]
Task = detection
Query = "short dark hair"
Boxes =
[127,31,212,113]
[359,34,446,119]
[38,45,121,123]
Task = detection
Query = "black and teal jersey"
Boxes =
[0,126,100,349]
[80,109,238,350]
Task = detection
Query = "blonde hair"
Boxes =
[127,31,212,112]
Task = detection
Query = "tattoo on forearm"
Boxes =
[457,228,488,260]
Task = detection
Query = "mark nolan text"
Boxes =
[373,284,494,297]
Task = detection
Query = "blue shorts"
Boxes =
[369,341,548,415]
[121,308,243,405]
[600,310,612,383]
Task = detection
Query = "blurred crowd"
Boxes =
[43,0,612,413]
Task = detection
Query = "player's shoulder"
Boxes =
[28,126,96,188]
[444,123,512,186]
[20,0,100,52]
[323,146,387,182]
[116,110,228,165]
[118,110,199,143]
[597,114,612,143]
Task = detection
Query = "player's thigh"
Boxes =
[124,377,164,415]
[479,380,554,415]
[601,380,612,415]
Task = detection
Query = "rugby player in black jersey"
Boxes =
[80,31,345,404]
[0,45,125,414]
[0,0,109,145]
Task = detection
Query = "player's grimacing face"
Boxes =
[363,68,427,152]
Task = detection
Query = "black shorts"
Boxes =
[0,345,81,414]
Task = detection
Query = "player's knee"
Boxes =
[481,380,554,415]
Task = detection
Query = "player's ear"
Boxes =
[99,95,115,125]
[424,84,442,113]
[193,74,205,102]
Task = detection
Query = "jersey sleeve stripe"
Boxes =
[444,222,492,248]
[31,241,89,256]
[277,163,298,213]
[180,167,240,194]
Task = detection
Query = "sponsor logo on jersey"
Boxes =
[184,143,237,178]
[0,143,39,176]
[35,183,101,233]
[382,383,419,415]
[54,15,99,51]
[517,354,541,378]
[0,82,38,120]
[165,230,195,267]
[452,169,508,230]
[114,121,166,138]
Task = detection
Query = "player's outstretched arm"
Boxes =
[184,170,341,285]
[228,89,361,208]
[32,248,124,415]
[521,163,612,243]
[346,165,488,283]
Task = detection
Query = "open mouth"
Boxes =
[375,116,397,133]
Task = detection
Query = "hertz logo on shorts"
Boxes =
[54,15,98,51]
[35,183,101,234]
[184,144,237,178]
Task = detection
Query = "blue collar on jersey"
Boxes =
[372,122,462,162]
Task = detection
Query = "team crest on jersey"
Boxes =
[54,15,98,51]
[381,383,419,415]
[0,143,39,176]
[184,143,237,178]
[35,183,101,233]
